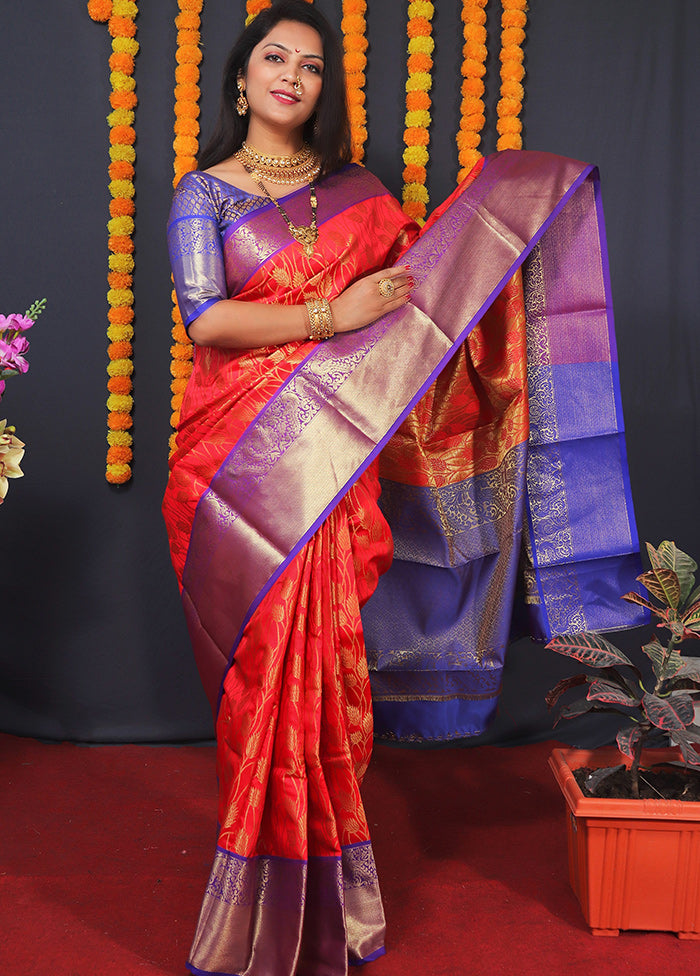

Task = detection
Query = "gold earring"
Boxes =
[236,76,248,117]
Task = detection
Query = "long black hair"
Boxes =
[198,0,352,177]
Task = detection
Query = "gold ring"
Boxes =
[378,278,395,299]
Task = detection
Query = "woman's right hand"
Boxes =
[331,266,413,334]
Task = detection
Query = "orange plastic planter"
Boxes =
[549,747,700,938]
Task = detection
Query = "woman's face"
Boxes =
[243,20,324,140]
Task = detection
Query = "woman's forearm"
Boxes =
[187,298,310,348]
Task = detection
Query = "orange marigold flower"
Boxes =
[108,341,133,359]
[176,45,203,66]
[174,83,200,103]
[108,235,135,254]
[497,116,522,135]
[109,52,134,74]
[108,16,137,39]
[107,445,133,465]
[109,197,135,217]
[404,127,430,147]
[174,117,200,137]
[403,164,427,184]
[407,17,431,38]
[108,272,132,290]
[175,63,200,85]
[88,0,113,21]
[406,90,431,112]
[175,10,200,30]
[108,160,135,180]
[108,411,133,431]
[343,52,365,73]
[110,90,137,111]
[108,376,133,396]
[173,135,198,157]
[403,201,425,221]
[407,52,433,74]
[170,378,190,395]
[108,305,134,325]
[109,125,136,146]
[174,99,200,119]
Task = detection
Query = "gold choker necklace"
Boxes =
[235,141,321,185]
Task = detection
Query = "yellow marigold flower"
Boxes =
[112,0,137,17]
[409,0,434,17]
[107,108,135,128]
[408,36,434,56]
[107,393,134,413]
[109,179,136,199]
[406,73,433,93]
[107,324,134,342]
[107,430,133,447]
[109,73,136,94]
[403,184,429,204]
[109,253,135,273]
[404,109,431,129]
[107,358,134,377]
[112,36,139,57]
[107,288,134,307]
[109,143,136,163]
[403,146,429,167]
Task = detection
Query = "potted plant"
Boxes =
[545,541,700,937]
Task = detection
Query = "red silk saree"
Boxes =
[164,152,645,975]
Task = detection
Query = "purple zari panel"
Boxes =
[187,842,385,976]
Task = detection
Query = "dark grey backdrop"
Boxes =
[1,1,698,744]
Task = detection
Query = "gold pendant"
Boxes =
[290,224,318,258]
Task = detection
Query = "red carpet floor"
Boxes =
[1,733,698,975]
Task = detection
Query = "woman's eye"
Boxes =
[265,53,283,63]
[304,64,321,75]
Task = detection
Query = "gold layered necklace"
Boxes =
[235,141,321,185]
[235,142,321,258]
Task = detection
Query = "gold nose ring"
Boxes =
[293,76,302,96]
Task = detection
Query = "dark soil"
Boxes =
[574,763,700,801]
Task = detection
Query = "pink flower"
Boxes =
[0,379,4,400]
[0,337,29,373]
[9,314,34,332]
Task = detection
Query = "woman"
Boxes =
[164,2,644,974]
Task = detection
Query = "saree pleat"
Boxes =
[189,472,390,976]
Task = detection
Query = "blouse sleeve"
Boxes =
[167,173,227,328]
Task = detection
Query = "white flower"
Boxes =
[0,419,25,502]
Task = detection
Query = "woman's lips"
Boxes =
[271,90,300,104]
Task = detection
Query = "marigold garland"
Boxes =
[169,0,204,453]
[88,0,138,484]
[456,0,488,181]
[401,1,434,222]
[342,0,368,163]
[496,0,528,150]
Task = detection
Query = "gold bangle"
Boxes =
[305,297,334,341]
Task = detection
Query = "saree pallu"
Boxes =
[164,152,645,976]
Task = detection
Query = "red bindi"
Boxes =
[295,48,301,53]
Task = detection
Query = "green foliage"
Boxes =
[546,541,700,797]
